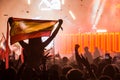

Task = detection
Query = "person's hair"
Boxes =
[62,66,72,75]
[66,69,84,80]
[62,57,69,63]
[99,75,112,80]
[84,46,89,50]
[102,64,119,79]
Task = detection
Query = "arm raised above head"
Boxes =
[8,17,13,26]
[43,19,63,47]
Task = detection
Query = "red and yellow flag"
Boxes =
[8,17,58,44]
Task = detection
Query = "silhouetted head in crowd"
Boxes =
[84,46,93,64]
[105,53,112,60]
[62,57,69,66]
[66,69,84,80]
[62,57,69,63]
[99,75,112,80]
[62,66,72,75]
[102,64,120,79]
[48,69,60,80]
[84,46,89,52]
[49,64,62,77]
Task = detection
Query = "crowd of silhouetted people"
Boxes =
[0,44,120,80]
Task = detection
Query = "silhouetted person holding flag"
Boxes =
[8,17,63,79]
[19,19,63,68]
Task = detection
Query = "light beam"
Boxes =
[69,10,76,20]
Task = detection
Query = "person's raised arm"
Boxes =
[75,44,80,56]
[74,44,83,70]
[43,19,63,47]
[8,17,13,26]
[74,44,97,79]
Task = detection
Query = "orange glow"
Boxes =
[80,34,83,52]
[95,33,98,47]
[113,33,115,52]
[55,32,120,57]
[101,33,104,52]
[116,33,119,51]
[119,33,120,51]
[89,33,92,52]
[106,33,109,52]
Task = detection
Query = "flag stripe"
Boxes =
[11,30,51,44]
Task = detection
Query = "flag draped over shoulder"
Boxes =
[8,17,58,44]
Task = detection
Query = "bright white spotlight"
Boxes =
[69,10,76,20]
[28,0,31,5]
[39,0,61,10]
[51,0,61,10]
[92,0,106,29]
[62,0,64,5]
[32,17,41,20]
[40,8,52,11]
[96,29,107,32]
[91,0,101,24]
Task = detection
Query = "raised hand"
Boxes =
[58,19,63,25]
[75,44,80,50]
